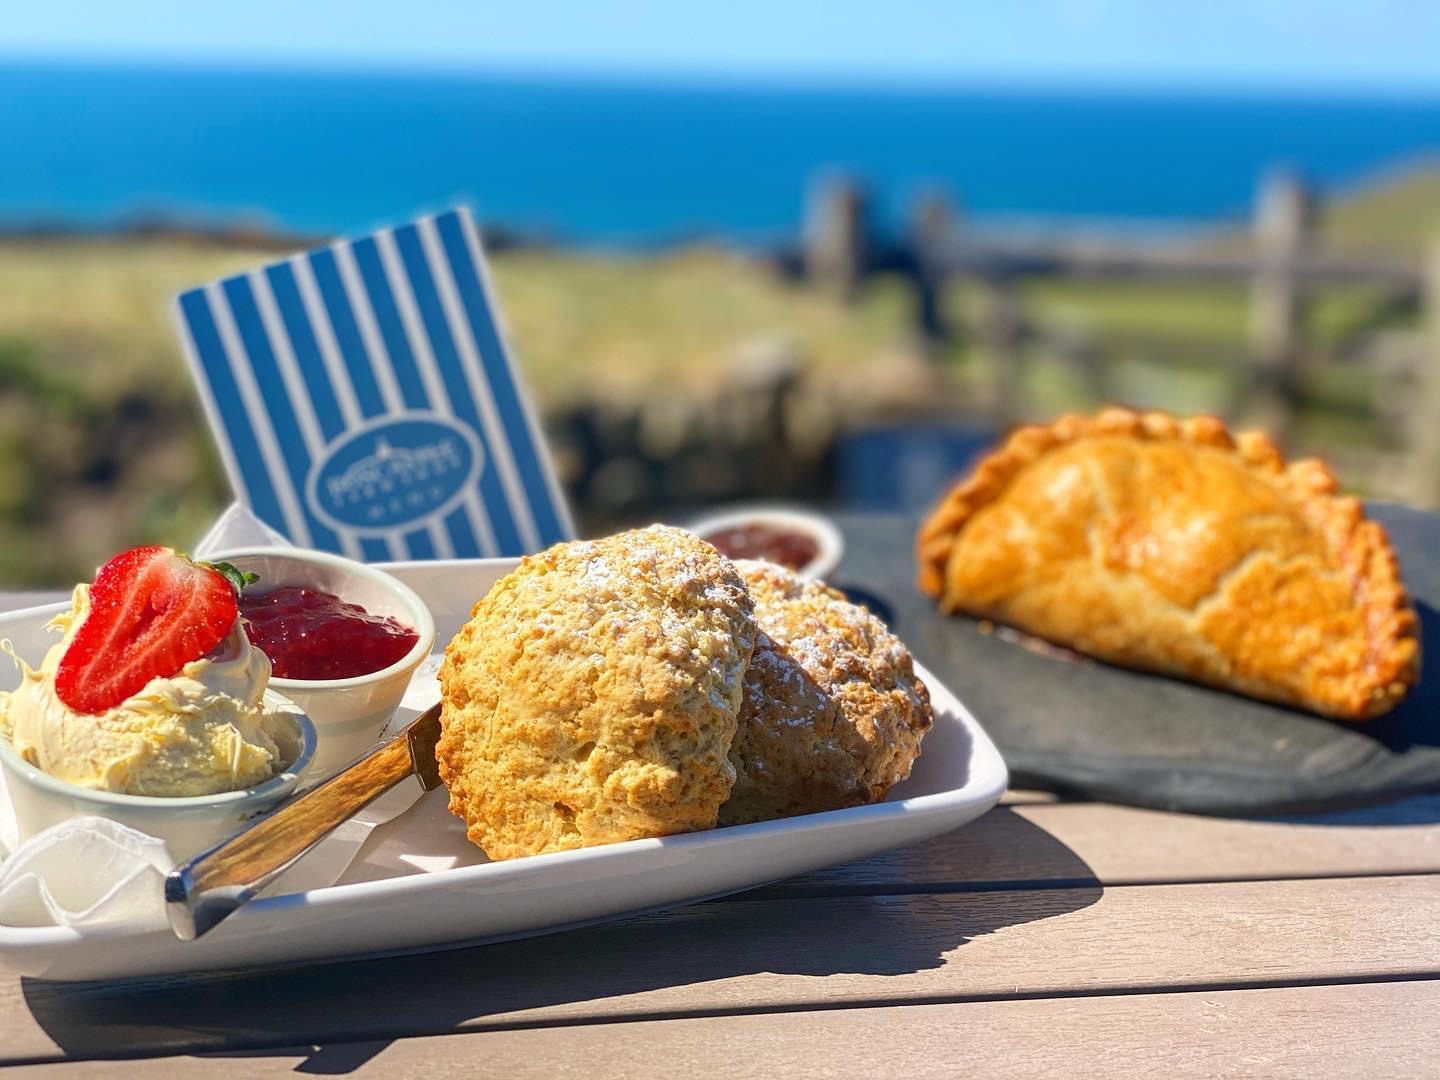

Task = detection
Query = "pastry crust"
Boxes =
[438,526,756,860]
[917,407,1420,720]
[718,561,932,826]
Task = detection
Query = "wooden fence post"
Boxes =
[908,190,956,354]
[1407,237,1440,509]
[976,273,1023,427]
[1247,169,1314,443]
[804,177,869,301]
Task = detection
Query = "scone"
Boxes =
[917,407,1420,720]
[718,560,933,827]
[438,525,755,860]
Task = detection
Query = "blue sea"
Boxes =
[4,62,1440,243]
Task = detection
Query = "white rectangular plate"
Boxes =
[0,558,1007,981]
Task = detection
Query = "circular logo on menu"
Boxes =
[307,414,484,534]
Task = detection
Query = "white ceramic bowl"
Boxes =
[208,547,437,778]
[685,504,845,581]
[0,696,316,860]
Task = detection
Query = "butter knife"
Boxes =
[164,703,444,941]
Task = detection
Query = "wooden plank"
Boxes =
[2,875,1438,1063]
[750,798,1440,899]
[1019,796,1440,882]
[19,979,1438,1079]
[998,788,1058,805]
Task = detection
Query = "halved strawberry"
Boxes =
[55,546,239,715]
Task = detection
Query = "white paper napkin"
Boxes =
[0,779,428,931]
[193,501,293,558]
[0,503,435,933]
[0,818,172,928]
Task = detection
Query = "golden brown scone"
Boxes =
[718,560,933,826]
[917,407,1420,720]
[438,525,756,860]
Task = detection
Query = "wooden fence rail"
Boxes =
[800,171,1440,504]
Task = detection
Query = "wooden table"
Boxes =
[2,597,1439,1077]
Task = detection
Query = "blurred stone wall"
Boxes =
[546,345,841,529]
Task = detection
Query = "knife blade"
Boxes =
[165,703,444,941]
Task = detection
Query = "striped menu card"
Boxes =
[175,208,573,561]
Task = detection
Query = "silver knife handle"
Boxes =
[165,728,418,941]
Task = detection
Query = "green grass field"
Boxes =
[0,164,1434,586]
[0,240,944,583]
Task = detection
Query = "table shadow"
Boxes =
[20,808,1102,1072]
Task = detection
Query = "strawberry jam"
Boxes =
[239,586,418,680]
[703,524,820,571]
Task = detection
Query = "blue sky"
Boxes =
[5,1,1440,93]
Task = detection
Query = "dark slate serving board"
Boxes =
[832,505,1439,815]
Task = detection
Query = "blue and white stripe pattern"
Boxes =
[176,208,574,560]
